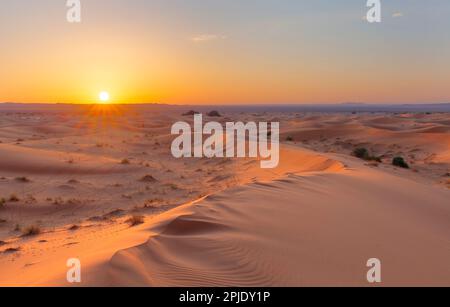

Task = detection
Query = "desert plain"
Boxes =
[0,103,449,286]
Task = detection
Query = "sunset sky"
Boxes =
[1,0,449,104]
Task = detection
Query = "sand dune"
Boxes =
[0,106,448,286]
[99,155,450,286]
[2,147,448,286]
[0,144,136,175]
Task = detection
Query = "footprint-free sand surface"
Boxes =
[0,104,449,286]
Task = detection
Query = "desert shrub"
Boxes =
[353,148,369,159]
[15,177,31,183]
[168,183,179,190]
[68,225,80,231]
[207,111,221,117]
[392,157,409,169]
[286,136,294,142]
[22,225,41,237]
[3,247,20,254]
[0,198,6,207]
[52,197,64,205]
[139,175,157,183]
[353,148,382,162]
[120,159,130,165]
[9,194,19,202]
[126,215,145,227]
[182,110,200,116]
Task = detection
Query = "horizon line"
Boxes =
[1,102,450,106]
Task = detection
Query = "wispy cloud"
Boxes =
[392,12,404,18]
[191,34,227,43]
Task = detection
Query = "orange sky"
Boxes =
[1,1,449,105]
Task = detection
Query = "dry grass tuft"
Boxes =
[15,177,31,183]
[139,175,157,183]
[9,194,20,202]
[2,247,20,254]
[126,215,145,227]
[120,159,131,165]
[22,225,41,237]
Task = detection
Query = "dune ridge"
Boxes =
[96,154,450,286]
[78,150,450,286]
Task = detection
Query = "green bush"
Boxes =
[392,157,409,169]
[353,148,382,162]
[353,148,369,159]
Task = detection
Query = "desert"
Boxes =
[0,103,448,286]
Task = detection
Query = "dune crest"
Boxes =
[101,155,450,286]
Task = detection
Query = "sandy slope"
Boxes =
[99,155,450,286]
[1,147,449,286]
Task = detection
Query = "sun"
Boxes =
[99,91,110,103]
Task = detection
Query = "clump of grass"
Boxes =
[3,247,20,254]
[183,110,200,116]
[139,175,157,183]
[167,183,179,190]
[144,198,163,208]
[353,148,369,159]
[120,158,130,165]
[392,157,409,169]
[52,197,64,205]
[207,110,222,117]
[9,194,20,202]
[68,225,80,231]
[0,198,6,207]
[21,225,41,237]
[126,215,145,227]
[352,148,382,162]
[24,195,37,205]
[15,177,31,183]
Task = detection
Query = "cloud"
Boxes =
[191,34,227,43]
[392,12,404,18]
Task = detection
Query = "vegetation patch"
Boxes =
[352,148,382,162]
[392,157,410,169]
[22,225,41,237]
[126,215,145,227]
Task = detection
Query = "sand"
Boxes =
[0,104,449,286]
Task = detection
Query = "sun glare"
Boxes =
[99,91,110,103]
